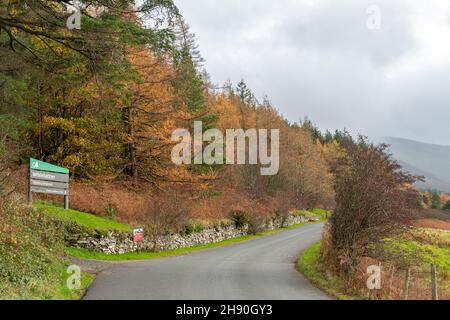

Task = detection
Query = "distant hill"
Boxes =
[383,137,450,193]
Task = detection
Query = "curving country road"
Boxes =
[83,222,330,300]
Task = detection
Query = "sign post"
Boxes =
[133,227,144,253]
[133,227,144,243]
[28,158,70,209]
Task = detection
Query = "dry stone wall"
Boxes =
[64,214,320,255]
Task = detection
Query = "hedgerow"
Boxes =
[0,196,65,299]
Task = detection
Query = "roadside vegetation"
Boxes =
[300,227,450,300]
[34,201,132,233]
[298,242,354,300]
[0,192,323,299]
[0,197,91,299]
[299,136,450,300]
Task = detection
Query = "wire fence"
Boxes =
[382,265,449,300]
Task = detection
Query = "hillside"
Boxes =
[397,160,450,193]
[384,137,450,193]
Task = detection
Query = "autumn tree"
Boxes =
[212,87,334,219]
[0,1,178,68]
[124,47,197,187]
[327,137,421,274]
[318,140,348,175]
[1,1,181,179]
[279,125,335,211]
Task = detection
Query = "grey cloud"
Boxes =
[380,64,450,144]
[278,0,416,67]
[174,0,450,145]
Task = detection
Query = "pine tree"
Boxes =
[172,17,206,111]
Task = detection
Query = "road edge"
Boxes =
[296,241,356,300]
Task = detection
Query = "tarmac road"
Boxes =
[83,222,330,300]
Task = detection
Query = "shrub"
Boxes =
[229,210,248,229]
[0,196,65,299]
[145,195,189,236]
[274,192,293,227]
[247,212,267,234]
[327,137,421,274]
[183,220,205,235]
[105,203,119,219]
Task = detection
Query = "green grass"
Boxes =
[34,201,131,233]
[297,242,354,300]
[0,265,93,300]
[68,220,323,261]
[49,266,93,300]
[292,209,329,220]
[310,209,330,220]
[381,238,450,271]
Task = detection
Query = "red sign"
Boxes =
[133,227,144,242]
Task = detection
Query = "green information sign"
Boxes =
[29,158,69,174]
[28,158,70,209]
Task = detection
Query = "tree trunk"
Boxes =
[123,104,138,184]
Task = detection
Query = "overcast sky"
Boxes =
[174,0,450,145]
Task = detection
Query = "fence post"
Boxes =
[403,269,410,300]
[431,264,438,301]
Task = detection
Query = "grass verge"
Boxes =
[298,229,450,300]
[34,201,131,233]
[1,265,93,300]
[68,220,323,261]
[297,242,354,300]
[51,266,93,300]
